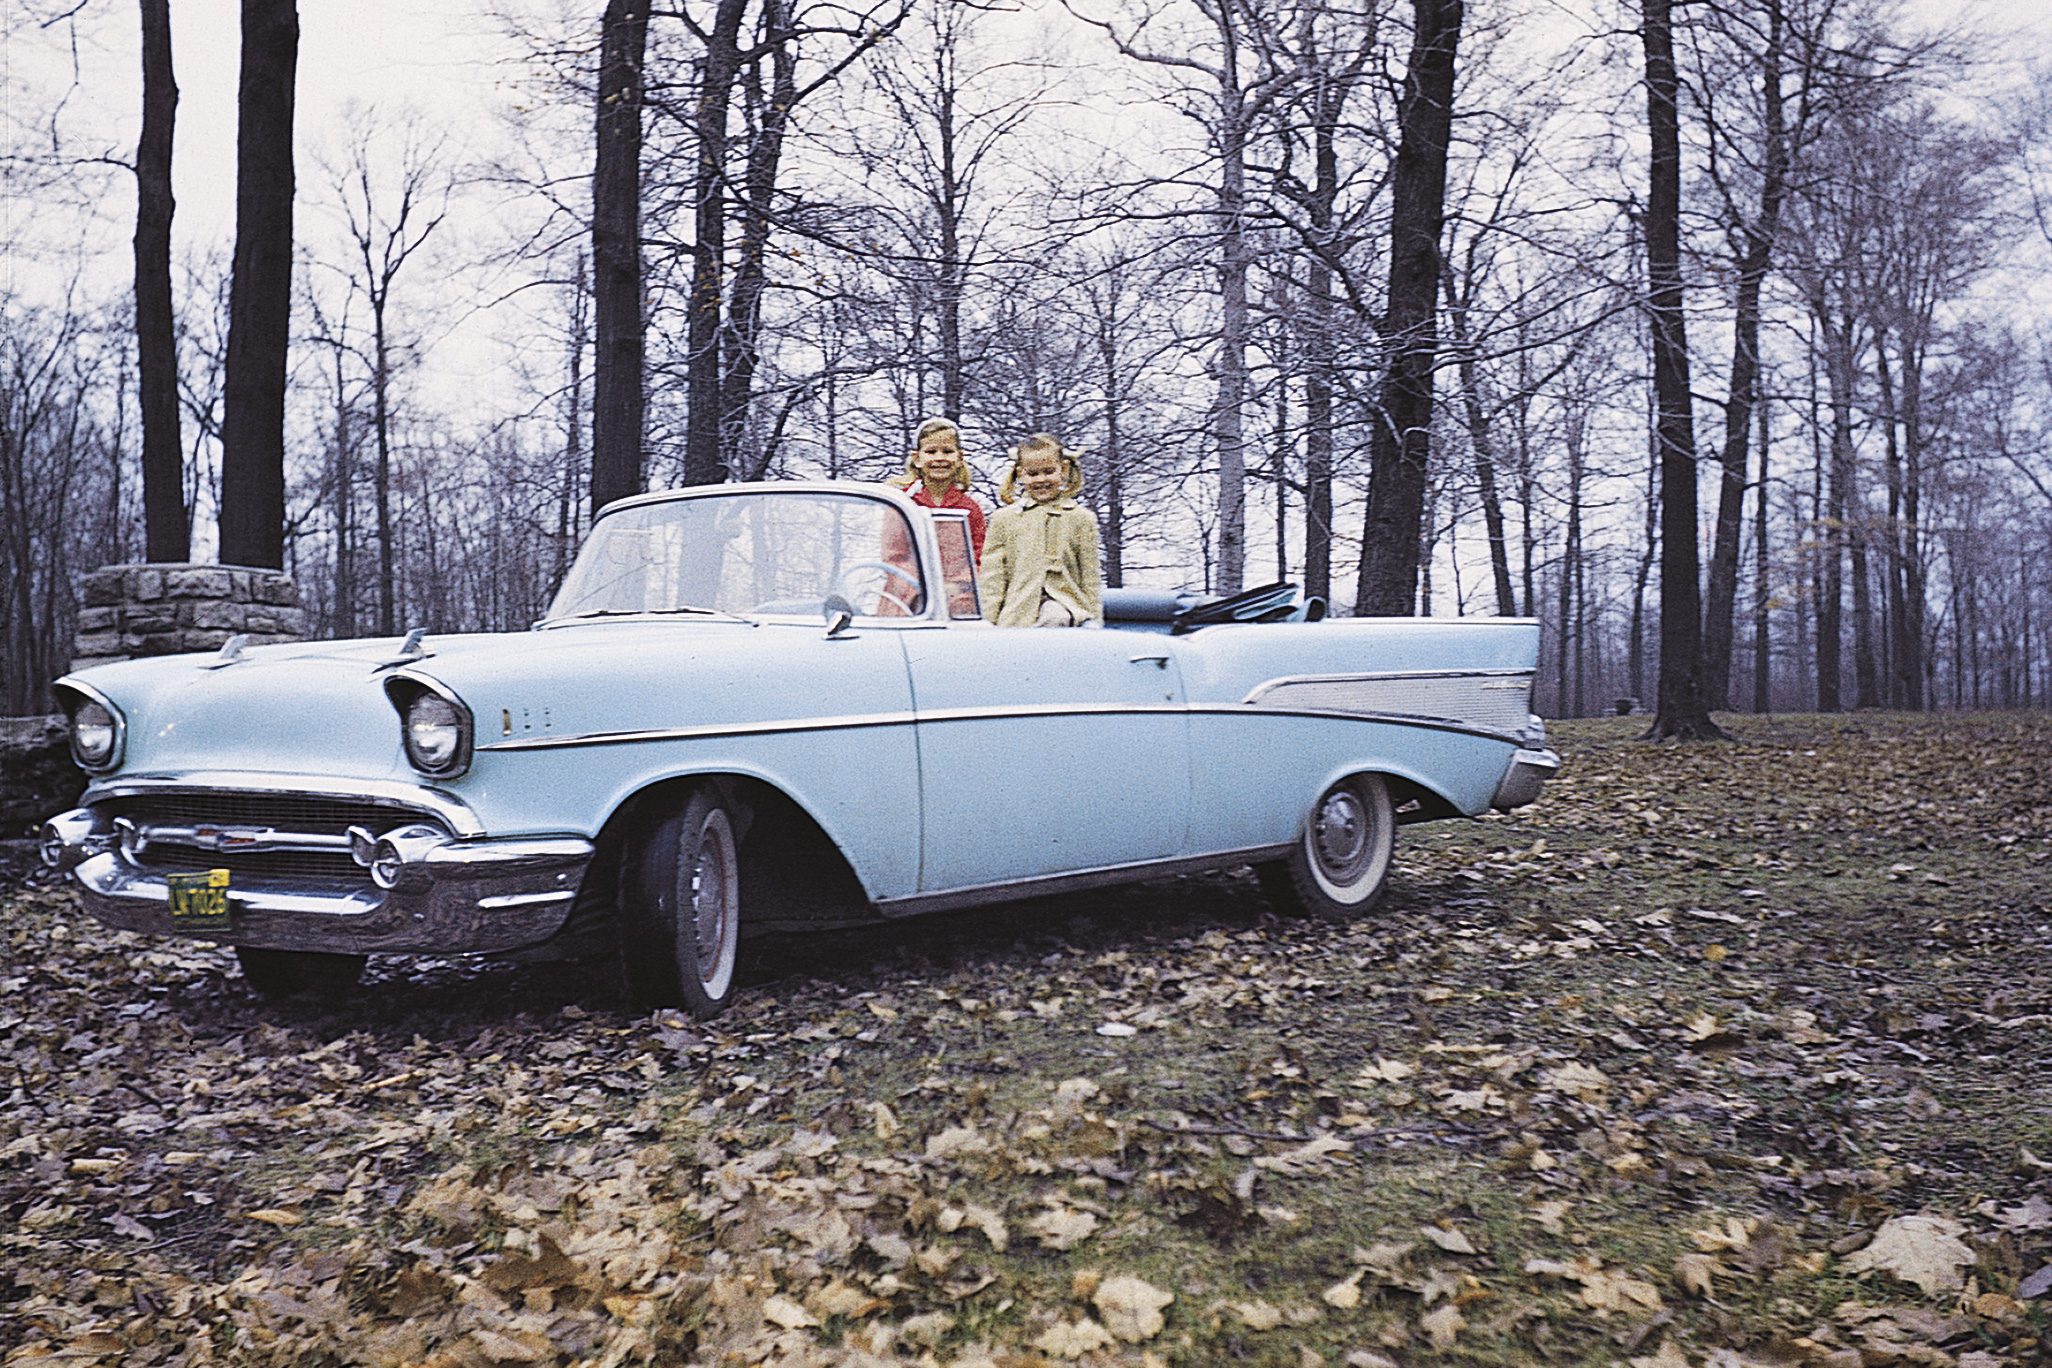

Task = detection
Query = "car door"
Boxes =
[904,628,1191,894]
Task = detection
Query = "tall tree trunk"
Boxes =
[1272,342,1290,583]
[217,0,298,570]
[372,299,395,633]
[1639,0,1722,739]
[1215,79,1250,596]
[684,0,749,486]
[1102,375,1124,587]
[1752,390,1771,712]
[1899,343,1927,709]
[1874,329,1909,707]
[723,0,796,476]
[1301,74,1340,604]
[1823,300,1877,709]
[1357,0,1461,616]
[136,0,187,562]
[1848,497,1879,707]
[1440,259,1515,615]
[329,338,352,633]
[1703,2,1787,704]
[1629,381,1657,704]
[591,0,647,514]
[1815,308,1849,712]
[557,251,588,587]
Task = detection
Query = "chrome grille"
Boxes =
[103,793,448,883]
[1249,673,1532,737]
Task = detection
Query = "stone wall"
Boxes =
[71,563,306,671]
[1,564,307,837]
[1,716,83,837]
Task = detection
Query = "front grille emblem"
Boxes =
[192,824,271,852]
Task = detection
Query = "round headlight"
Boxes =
[72,699,118,767]
[405,693,465,771]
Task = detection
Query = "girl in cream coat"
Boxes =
[978,434,1104,627]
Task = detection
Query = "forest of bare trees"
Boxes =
[4,0,2050,723]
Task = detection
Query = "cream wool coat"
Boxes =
[979,497,1105,627]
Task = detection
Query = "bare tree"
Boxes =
[135,0,187,561]
[216,0,299,570]
[1356,0,1461,616]
[1067,0,1296,595]
[1639,0,1723,739]
[592,0,648,515]
[332,117,449,635]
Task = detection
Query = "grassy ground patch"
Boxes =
[3,712,2048,1365]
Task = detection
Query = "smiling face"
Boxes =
[1019,449,1067,503]
[914,431,962,489]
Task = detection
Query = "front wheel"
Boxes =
[1257,775,1397,920]
[234,946,366,998]
[620,788,742,1018]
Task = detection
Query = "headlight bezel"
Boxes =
[57,681,126,774]
[384,673,474,779]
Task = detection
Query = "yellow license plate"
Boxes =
[166,869,232,930]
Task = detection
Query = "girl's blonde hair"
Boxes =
[999,432,1085,505]
[891,417,972,492]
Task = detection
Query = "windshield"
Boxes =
[545,489,927,622]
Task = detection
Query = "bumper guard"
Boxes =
[43,807,594,955]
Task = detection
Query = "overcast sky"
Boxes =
[37,0,2043,256]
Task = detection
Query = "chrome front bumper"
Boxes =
[44,807,594,955]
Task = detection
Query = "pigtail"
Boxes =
[999,448,1024,505]
[1058,449,1086,499]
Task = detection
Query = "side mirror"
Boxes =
[822,594,856,639]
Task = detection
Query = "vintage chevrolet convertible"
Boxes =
[42,482,1558,1016]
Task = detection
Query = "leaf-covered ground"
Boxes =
[4,712,2050,1367]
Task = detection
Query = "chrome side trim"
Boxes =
[1243,669,1534,701]
[480,711,918,751]
[1243,670,1534,740]
[1202,705,1524,744]
[476,699,1527,753]
[874,844,1295,919]
[79,773,485,838]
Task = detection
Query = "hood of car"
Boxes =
[62,618,824,782]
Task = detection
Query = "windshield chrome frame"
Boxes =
[537,481,949,628]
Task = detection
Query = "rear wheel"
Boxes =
[620,788,742,1018]
[1257,775,1397,920]
[234,946,366,998]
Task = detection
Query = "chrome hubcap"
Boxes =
[689,827,732,985]
[1312,789,1372,882]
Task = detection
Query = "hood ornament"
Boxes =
[200,634,250,670]
[372,626,432,672]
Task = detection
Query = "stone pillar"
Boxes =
[70,563,307,672]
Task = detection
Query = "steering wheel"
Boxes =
[837,559,923,617]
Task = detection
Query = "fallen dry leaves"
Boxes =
[2,712,2049,1365]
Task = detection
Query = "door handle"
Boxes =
[1128,654,1170,669]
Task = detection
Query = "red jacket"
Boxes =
[910,484,988,560]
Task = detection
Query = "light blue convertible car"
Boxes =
[41,482,1558,1016]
